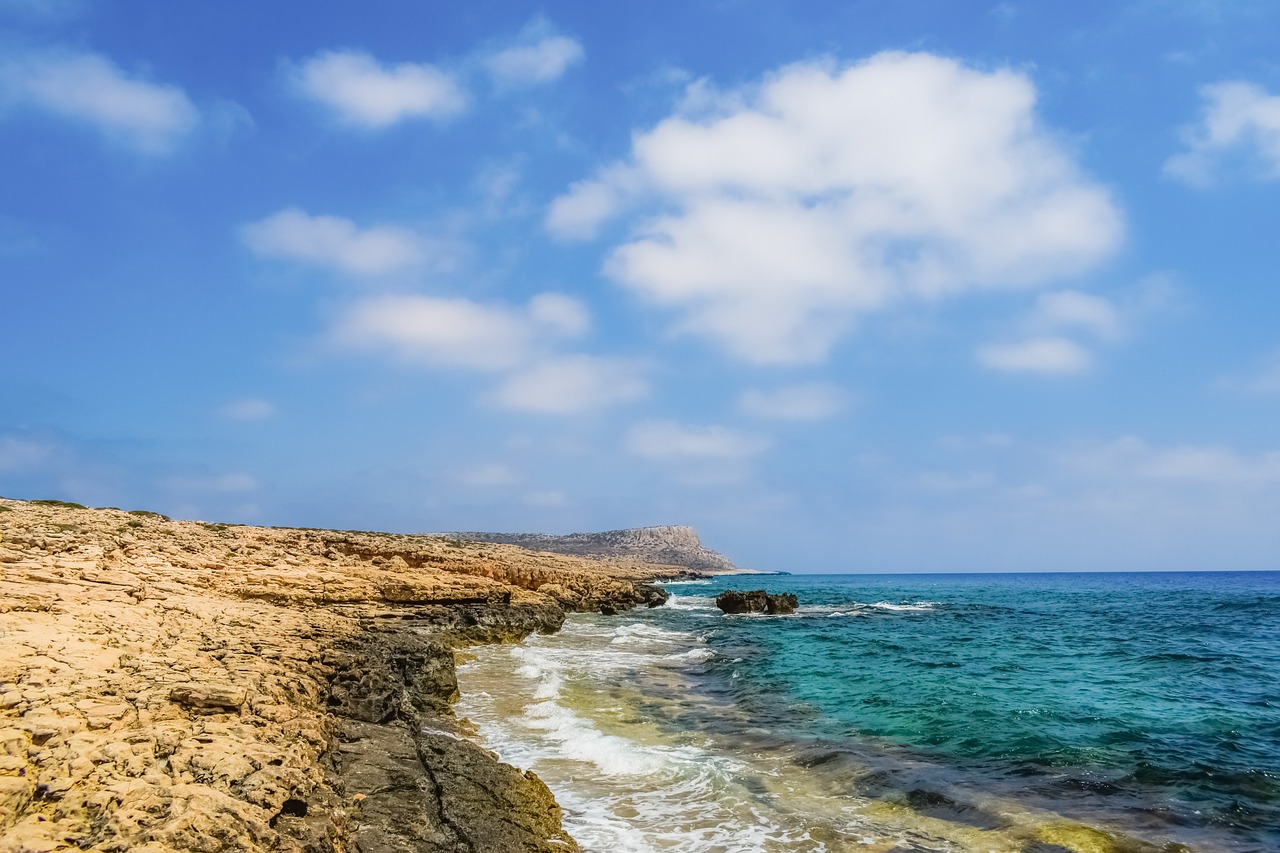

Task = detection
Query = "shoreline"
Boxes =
[0,499,691,852]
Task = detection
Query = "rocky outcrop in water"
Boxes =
[715,589,799,615]
[453,525,742,574]
[0,499,680,852]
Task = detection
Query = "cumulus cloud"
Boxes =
[976,289,1122,375]
[1028,290,1123,340]
[332,291,644,414]
[738,383,851,421]
[527,292,591,336]
[550,52,1122,363]
[490,355,649,414]
[626,420,769,459]
[546,166,642,240]
[333,294,540,370]
[1166,81,1280,184]
[484,20,584,88]
[289,49,465,128]
[0,48,198,152]
[241,208,424,277]
[976,337,1091,374]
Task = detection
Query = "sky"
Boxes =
[2,0,1280,572]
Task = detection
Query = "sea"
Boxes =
[455,572,1280,853]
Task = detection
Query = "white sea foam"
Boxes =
[664,593,719,611]
[870,601,937,612]
[609,622,686,644]
[456,615,870,853]
[664,648,715,662]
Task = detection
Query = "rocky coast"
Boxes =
[0,498,692,853]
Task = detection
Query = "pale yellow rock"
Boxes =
[0,498,664,852]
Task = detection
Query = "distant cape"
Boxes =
[449,525,743,574]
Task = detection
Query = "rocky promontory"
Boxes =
[0,498,679,853]
[451,525,743,575]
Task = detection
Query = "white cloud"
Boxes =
[527,292,591,337]
[546,166,641,240]
[626,420,769,459]
[290,49,465,128]
[1029,290,1123,340]
[1166,81,1280,185]
[0,48,198,153]
[1065,436,1280,485]
[334,294,534,370]
[491,355,649,414]
[977,289,1123,375]
[976,337,1091,374]
[551,52,1122,363]
[330,290,644,416]
[241,208,424,276]
[738,383,851,421]
[485,24,584,88]
[220,398,276,421]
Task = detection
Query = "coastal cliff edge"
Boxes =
[0,499,679,853]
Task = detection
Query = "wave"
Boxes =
[608,622,690,644]
[664,648,715,662]
[870,601,938,612]
[663,593,719,611]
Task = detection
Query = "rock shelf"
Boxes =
[0,499,683,852]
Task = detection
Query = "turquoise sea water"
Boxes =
[457,572,1280,852]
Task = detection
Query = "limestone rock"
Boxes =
[453,525,743,574]
[168,684,247,713]
[0,497,675,852]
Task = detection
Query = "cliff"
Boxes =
[450,525,744,574]
[0,498,673,853]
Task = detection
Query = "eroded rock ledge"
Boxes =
[0,499,675,852]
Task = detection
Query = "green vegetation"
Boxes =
[32,499,87,509]
[0,505,11,513]
[127,509,172,521]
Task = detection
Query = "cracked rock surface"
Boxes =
[0,499,678,852]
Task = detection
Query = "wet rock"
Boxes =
[324,629,459,722]
[416,731,580,852]
[715,589,799,615]
[635,583,670,608]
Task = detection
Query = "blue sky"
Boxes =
[3,0,1280,572]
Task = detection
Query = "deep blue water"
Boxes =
[660,572,1280,851]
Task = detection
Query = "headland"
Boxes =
[0,498,707,852]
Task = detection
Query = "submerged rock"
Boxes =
[715,589,799,615]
